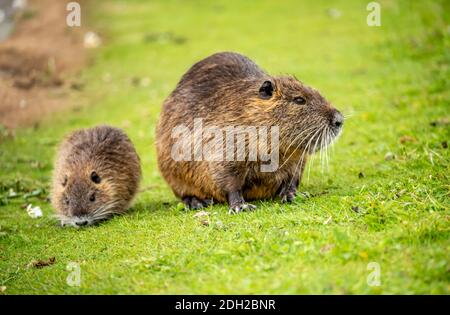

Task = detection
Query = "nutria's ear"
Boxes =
[259,80,273,99]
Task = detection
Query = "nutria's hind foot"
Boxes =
[182,196,214,210]
[227,190,256,214]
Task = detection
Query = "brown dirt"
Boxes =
[0,0,88,129]
[26,257,56,269]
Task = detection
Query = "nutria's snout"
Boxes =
[75,220,88,227]
[60,216,100,228]
[57,182,114,227]
[330,109,344,133]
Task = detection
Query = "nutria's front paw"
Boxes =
[228,203,256,214]
[280,191,296,203]
[182,196,214,210]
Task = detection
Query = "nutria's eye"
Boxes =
[89,193,96,202]
[90,171,101,184]
[64,196,69,206]
[62,175,68,187]
[259,80,273,99]
[293,97,306,105]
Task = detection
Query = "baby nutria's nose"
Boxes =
[330,110,344,129]
[70,205,89,217]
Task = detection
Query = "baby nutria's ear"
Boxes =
[259,80,273,99]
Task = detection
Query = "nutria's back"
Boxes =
[51,125,141,226]
[163,52,269,115]
[177,52,266,88]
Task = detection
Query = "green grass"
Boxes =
[1,0,449,294]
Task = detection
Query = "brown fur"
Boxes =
[156,52,343,212]
[51,125,141,226]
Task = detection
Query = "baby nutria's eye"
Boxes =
[293,96,306,105]
[90,171,101,184]
[62,175,68,187]
[89,193,96,202]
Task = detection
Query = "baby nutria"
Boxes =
[156,52,343,213]
[51,125,141,227]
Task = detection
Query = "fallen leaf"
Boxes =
[352,206,360,213]
[399,135,416,144]
[0,286,6,293]
[26,204,43,218]
[200,219,209,227]
[358,172,365,179]
[27,257,56,269]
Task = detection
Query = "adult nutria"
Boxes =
[51,125,141,226]
[156,52,343,213]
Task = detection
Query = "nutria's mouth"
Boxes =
[55,213,112,228]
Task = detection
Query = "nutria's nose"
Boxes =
[331,111,344,128]
[75,220,88,226]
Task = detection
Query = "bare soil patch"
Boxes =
[0,0,88,129]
